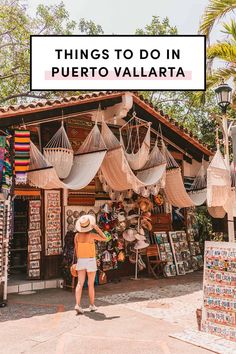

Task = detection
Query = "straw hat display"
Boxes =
[141,218,152,231]
[141,211,152,221]
[134,240,150,250]
[138,197,153,212]
[129,252,136,264]
[135,230,146,241]
[127,209,140,225]
[117,211,126,223]
[123,228,136,242]
[75,214,95,232]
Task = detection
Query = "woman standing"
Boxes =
[74,214,107,314]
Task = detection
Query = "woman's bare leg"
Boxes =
[75,270,86,306]
[87,271,96,305]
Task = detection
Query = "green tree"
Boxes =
[200,0,236,38]
[0,0,77,104]
[78,18,104,35]
[199,1,236,104]
[135,16,177,35]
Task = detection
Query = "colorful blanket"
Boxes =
[2,135,13,197]
[0,136,6,184]
[14,130,30,185]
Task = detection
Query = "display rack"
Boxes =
[27,200,41,279]
[188,228,203,270]
[202,241,236,341]
[154,231,176,277]
[0,197,11,303]
[169,231,193,275]
[45,190,62,255]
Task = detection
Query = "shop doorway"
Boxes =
[10,199,28,281]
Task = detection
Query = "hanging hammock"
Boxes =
[162,144,195,208]
[223,188,236,217]
[188,163,207,206]
[43,123,73,179]
[100,121,166,193]
[28,124,107,190]
[208,206,226,219]
[136,140,166,194]
[207,149,231,208]
[120,115,151,170]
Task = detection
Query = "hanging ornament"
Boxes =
[117,192,124,202]
[150,184,160,196]
[109,189,116,201]
[126,189,133,199]
[98,171,104,183]
[141,187,150,198]
[102,181,109,192]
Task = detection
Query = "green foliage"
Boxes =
[0,0,76,104]
[199,0,236,38]
[78,18,104,35]
[195,206,213,243]
[135,16,177,35]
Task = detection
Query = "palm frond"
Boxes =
[206,68,236,90]
[199,0,236,37]
[222,19,236,41]
[207,42,236,62]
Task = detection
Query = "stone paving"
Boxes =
[0,272,214,354]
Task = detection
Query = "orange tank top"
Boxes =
[76,233,96,258]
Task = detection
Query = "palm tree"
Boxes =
[200,0,236,37]
[200,1,236,103]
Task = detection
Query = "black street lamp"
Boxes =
[215,82,232,114]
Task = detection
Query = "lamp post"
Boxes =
[215,82,234,242]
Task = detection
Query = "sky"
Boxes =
[27,0,210,36]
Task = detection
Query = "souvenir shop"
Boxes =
[0,91,216,298]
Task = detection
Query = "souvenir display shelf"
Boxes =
[45,190,62,256]
[10,201,28,272]
[27,200,41,279]
[0,197,11,302]
[202,241,236,342]
[169,231,193,276]
[154,231,176,277]
[188,228,203,271]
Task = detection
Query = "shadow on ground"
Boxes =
[0,271,203,323]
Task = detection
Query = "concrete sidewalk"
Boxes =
[0,272,212,354]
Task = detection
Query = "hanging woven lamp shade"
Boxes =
[44,123,73,179]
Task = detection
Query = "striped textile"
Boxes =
[2,135,13,197]
[0,136,6,183]
[14,130,30,184]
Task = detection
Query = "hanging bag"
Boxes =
[70,248,78,278]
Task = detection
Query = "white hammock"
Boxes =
[101,122,166,193]
[120,117,151,170]
[223,188,236,217]
[208,206,226,219]
[162,144,195,208]
[207,149,231,207]
[164,168,195,208]
[136,141,166,194]
[44,123,73,179]
[28,124,107,190]
[188,164,207,206]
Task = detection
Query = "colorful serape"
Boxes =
[14,130,30,185]
[2,135,13,197]
[0,136,6,184]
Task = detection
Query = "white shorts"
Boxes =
[76,258,97,272]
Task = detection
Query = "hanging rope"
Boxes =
[43,120,74,179]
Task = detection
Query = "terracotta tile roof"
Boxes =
[0,91,121,115]
[0,90,213,155]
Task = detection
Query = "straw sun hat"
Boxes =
[123,228,136,242]
[75,214,96,232]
